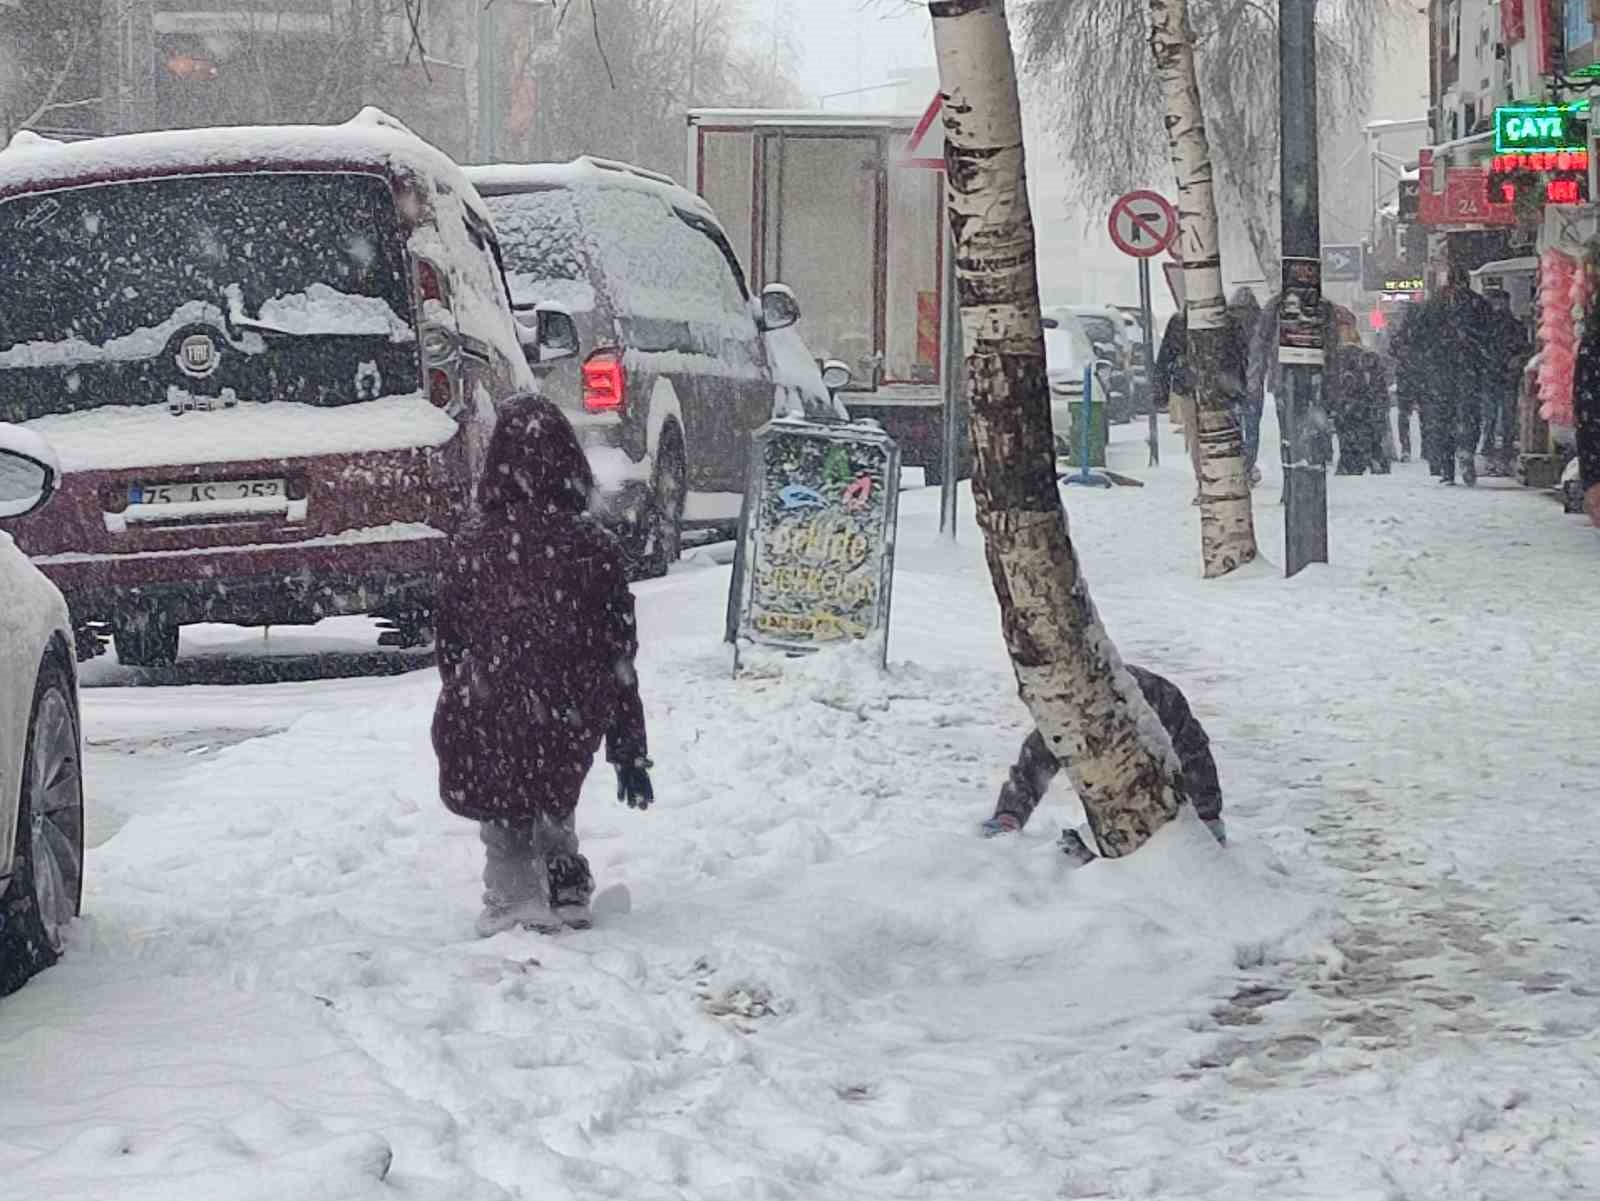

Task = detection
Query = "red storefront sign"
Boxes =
[1416,148,1518,227]
[1504,0,1526,42]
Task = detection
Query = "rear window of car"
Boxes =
[480,188,597,313]
[583,187,750,327]
[0,171,418,420]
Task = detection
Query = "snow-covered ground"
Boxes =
[4,410,1599,1199]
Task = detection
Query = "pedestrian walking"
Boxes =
[432,393,654,937]
[1572,265,1600,527]
[1387,304,1426,463]
[1155,301,1257,502]
[1249,290,1357,494]
[1226,288,1265,485]
[1154,310,1203,500]
[980,666,1227,854]
[1399,267,1496,486]
[1479,287,1530,475]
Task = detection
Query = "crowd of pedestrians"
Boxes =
[1152,264,1536,494]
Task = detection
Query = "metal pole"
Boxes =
[1279,0,1329,576]
[476,1,498,163]
[939,225,961,539]
[1138,258,1158,466]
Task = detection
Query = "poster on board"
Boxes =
[725,418,901,669]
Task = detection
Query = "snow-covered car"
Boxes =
[1044,312,1102,454]
[0,109,535,666]
[465,158,831,578]
[0,424,82,997]
[1061,304,1136,424]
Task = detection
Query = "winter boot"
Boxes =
[1458,450,1477,487]
[1059,827,1098,867]
[476,894,561,938]
[981,813,1023,838]
[1204,817,1227,846]
[547,852,595,929]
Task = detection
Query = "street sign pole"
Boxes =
[1138,257,1158,466]
[1280,0,1329,576]
[939,226,961,539]
[1108,190,1179,473]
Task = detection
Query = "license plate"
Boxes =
[130,479,284,505]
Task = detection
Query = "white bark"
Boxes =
[928,0,1182,858]
[1149,0,1260,579]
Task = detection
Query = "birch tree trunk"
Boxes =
[1149,0,1260,578]
[928,0,1182,858]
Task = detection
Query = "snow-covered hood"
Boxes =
[22,394,458,474]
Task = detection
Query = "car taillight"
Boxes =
[416,258,450,307]
[582,351,625,413]
[428,368,455,409]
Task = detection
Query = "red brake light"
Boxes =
[417,259,449,307]
[582,352,625,413]
[428,367,454,409]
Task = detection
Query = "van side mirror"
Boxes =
[519,302,579,364]
[0,426,59,519]
[820,359,852,391]
[759,284,801,332]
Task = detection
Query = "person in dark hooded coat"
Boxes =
[432,393,653,936]
[979,666,1226,850]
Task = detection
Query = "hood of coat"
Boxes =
[477,392,595,517]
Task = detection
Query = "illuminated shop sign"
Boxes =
[1487,149,1590,207]
[1493,104,1588,153]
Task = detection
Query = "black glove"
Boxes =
[615,758,654,810]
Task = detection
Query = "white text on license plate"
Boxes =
[131,480,284,505]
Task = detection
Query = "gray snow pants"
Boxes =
[479,815,580,906]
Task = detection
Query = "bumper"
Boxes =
[34,525,447,626]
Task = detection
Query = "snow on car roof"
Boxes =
[0,107,488,219]
[464,157,717,222]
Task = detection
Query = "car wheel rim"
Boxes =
[29,686,81,952]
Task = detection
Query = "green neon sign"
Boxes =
[1494,104,1589,154]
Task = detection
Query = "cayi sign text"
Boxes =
[1493,104,1588,154]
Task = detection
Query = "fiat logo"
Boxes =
[177,333,219,379]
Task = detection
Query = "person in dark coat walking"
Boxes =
[1398,267,1496,485]
[432,393,653,936]
[1387,304,1426,463]
[1479,288,1530,473]
[980,666,1226,851]
[1572,268,1600,527]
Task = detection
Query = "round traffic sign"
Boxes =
[1108,191,1180,259]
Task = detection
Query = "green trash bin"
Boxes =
[1068,393,1109,469]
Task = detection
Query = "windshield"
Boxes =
[1076,314,1120,347]
[1045,324,1093,377]
[0,171,418,422]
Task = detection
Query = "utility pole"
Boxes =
[475,0,499,163]
[1278,0,1329,576]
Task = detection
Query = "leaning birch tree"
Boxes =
[928,0,1184,858]
[1150,0,1258,576]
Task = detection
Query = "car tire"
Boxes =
[638,434,686,580]
[112,612,180,667]
[0,655,84,997]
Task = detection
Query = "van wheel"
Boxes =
[1,658,83,997]
[113,613,180,667]
[642,437,686,580]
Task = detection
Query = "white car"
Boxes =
[1043,313,1100,454]
[0,424,83,996]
